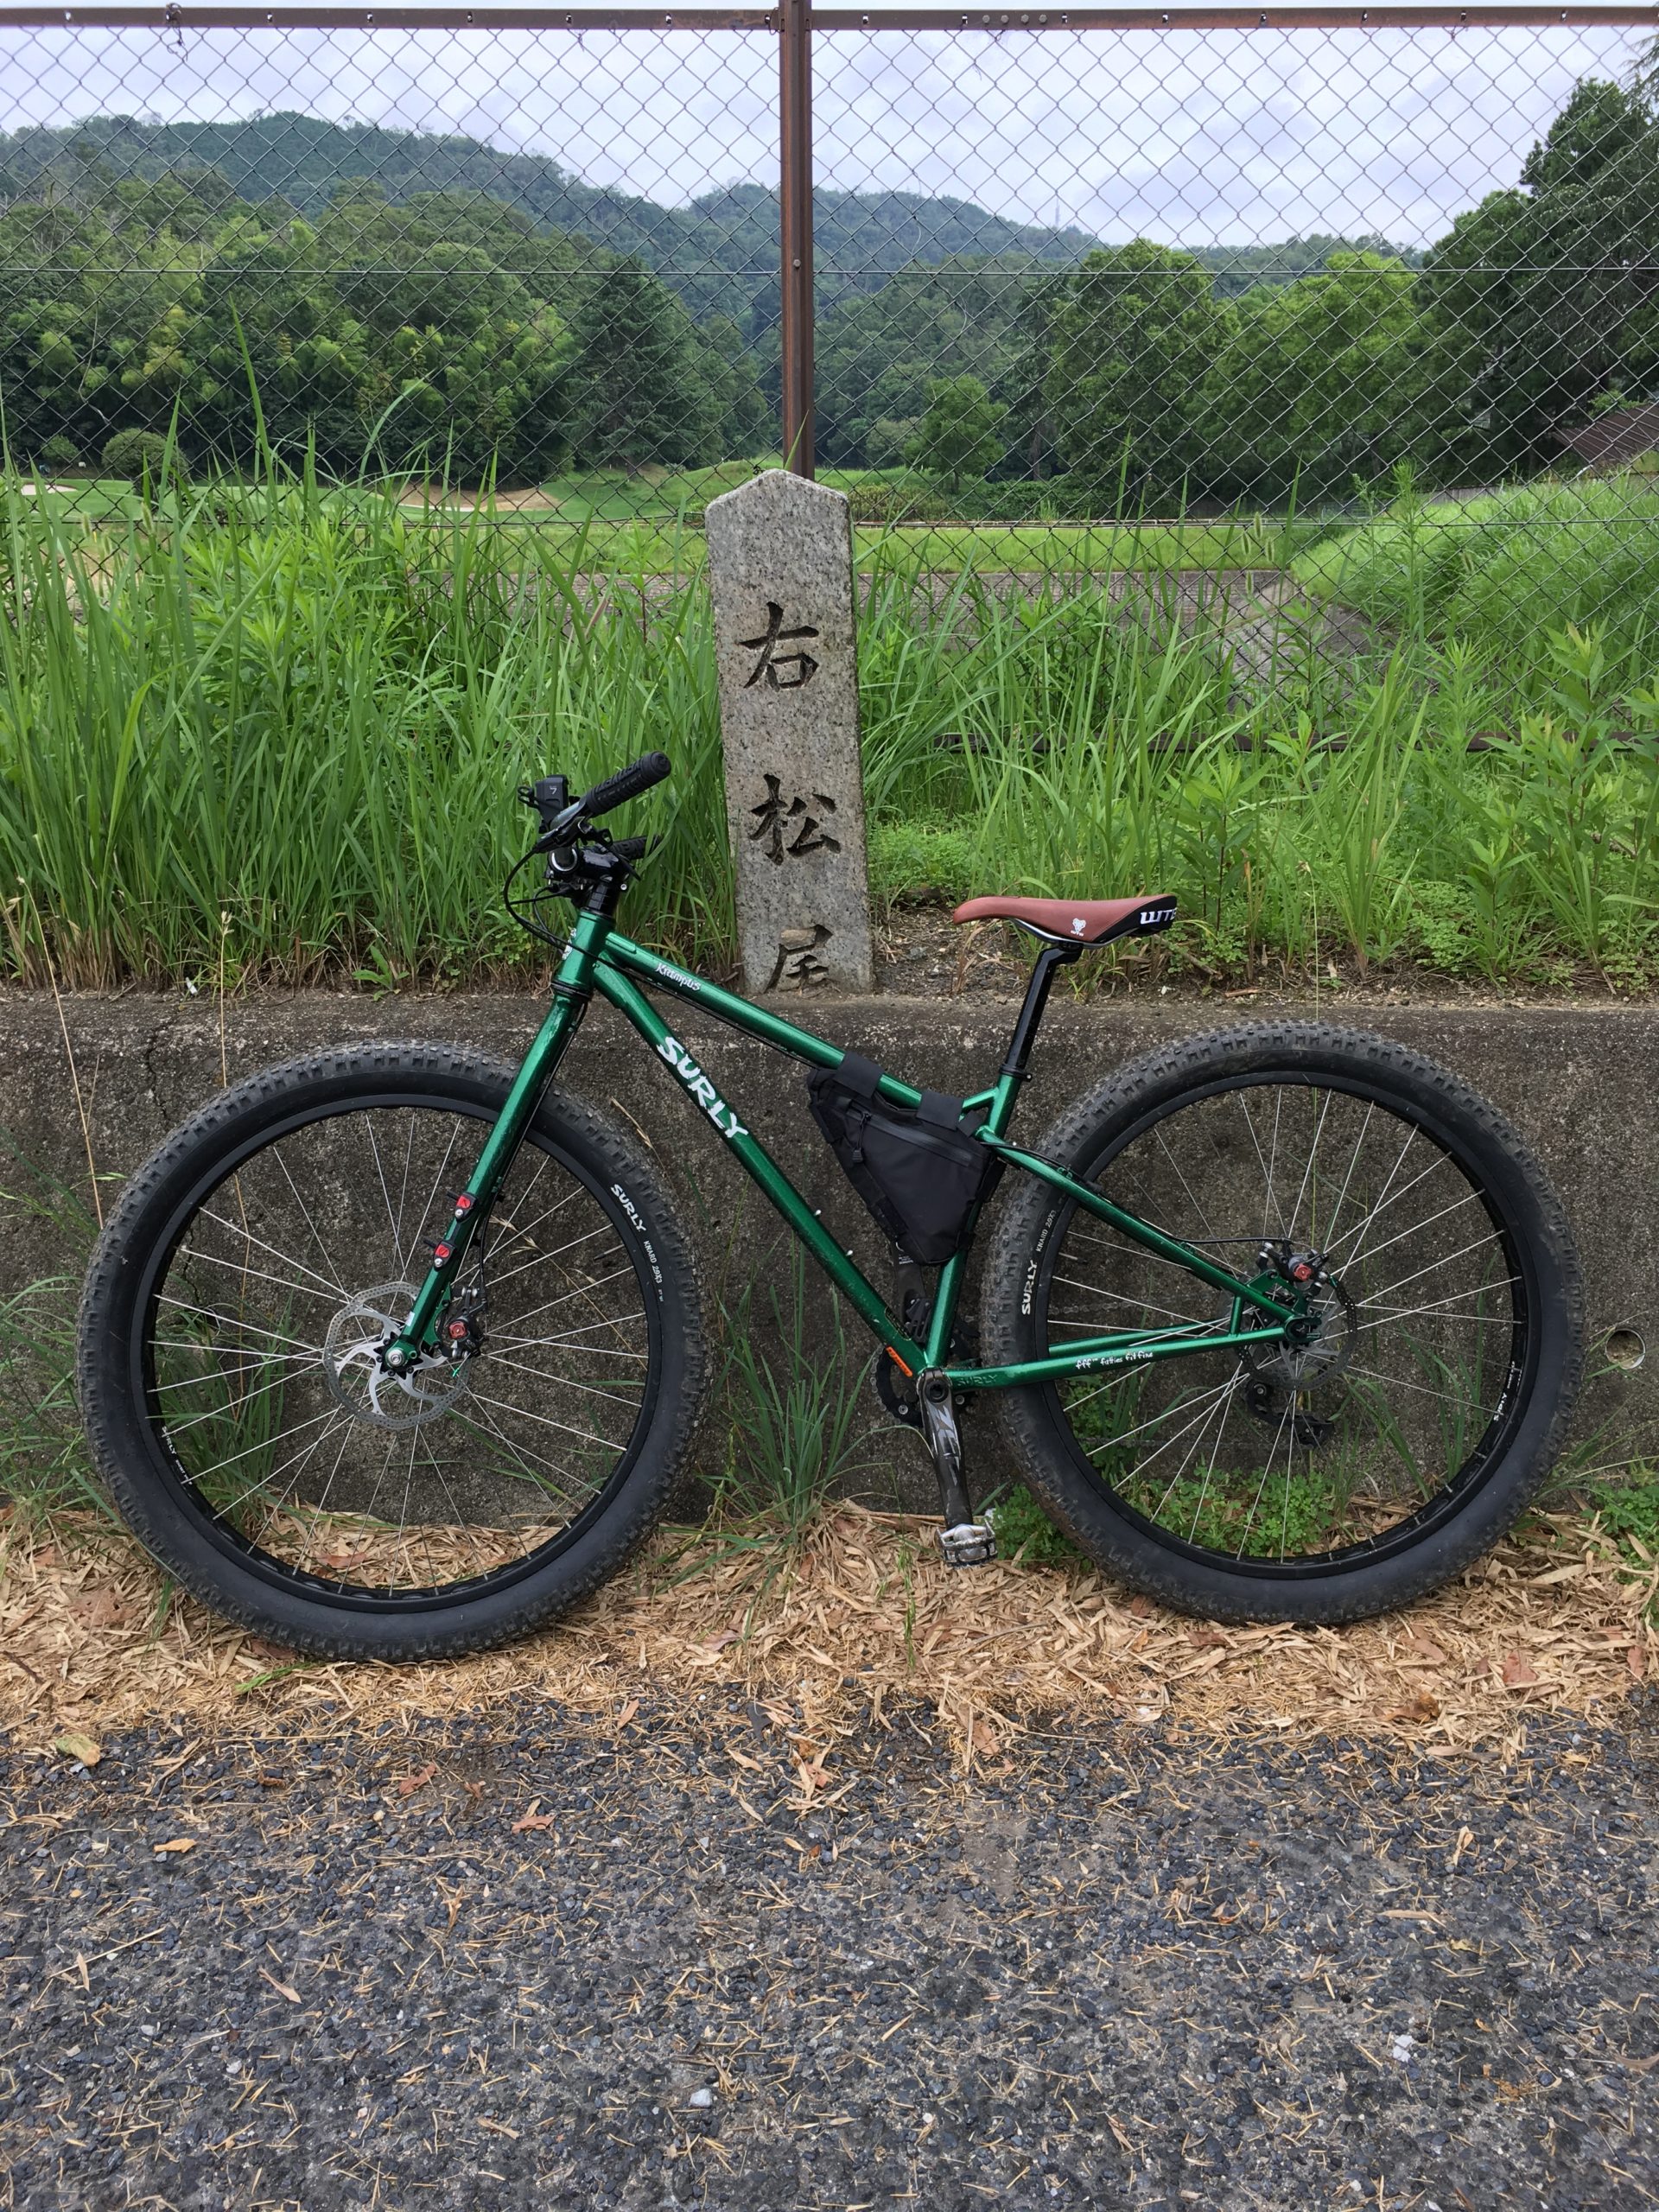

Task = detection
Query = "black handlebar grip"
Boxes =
[579,751,671,819]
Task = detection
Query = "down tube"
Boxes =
[592,961,930,1372]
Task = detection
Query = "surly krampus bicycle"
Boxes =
[78,752,1582,1661]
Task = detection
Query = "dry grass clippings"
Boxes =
[3,1502,1652,1768]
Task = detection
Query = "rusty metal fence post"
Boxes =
[779,0,816,475]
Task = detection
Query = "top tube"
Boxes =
[600,931,928,1109]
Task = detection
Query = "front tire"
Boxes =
[77,1042,707,1661]
[981,1022,1581,1624]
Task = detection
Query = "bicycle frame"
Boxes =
[386,904,1299,1383]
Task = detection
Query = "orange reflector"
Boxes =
[887,1348,913,1378]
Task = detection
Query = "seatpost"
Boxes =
[999,943,1082,1089]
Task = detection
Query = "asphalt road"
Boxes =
[3,1691,1656,2210]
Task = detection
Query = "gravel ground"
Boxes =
[3,1692,1656,2211]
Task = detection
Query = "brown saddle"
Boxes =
[951,894,1178,948]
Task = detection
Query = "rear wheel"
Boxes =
[981,1023,1581,1623]
[78,1043,707,1660]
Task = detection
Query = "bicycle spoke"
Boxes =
[365,1119,407,1275]
[1287,1090,1333,1244]
[1047,1274,1213,1329]
[1340,1185,1484,1275]
[486,1219,616,1293]
[480,1351,644,1408]
[1045,1071,1525,1568]
[156,1298,320,1354]
[143,1102,653,1604]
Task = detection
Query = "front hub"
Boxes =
[321,1281,472,1430]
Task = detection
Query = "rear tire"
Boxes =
[981,1022,1581,1624]
[77,1042,707,1661]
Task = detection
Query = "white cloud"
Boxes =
[1,15,1643,245]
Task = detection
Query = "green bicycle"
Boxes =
[78,752,1582,1660]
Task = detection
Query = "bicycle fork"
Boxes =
[383,956,594,1372]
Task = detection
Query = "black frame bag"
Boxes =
[806,1052,1003,1267]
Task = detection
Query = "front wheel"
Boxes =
[981,1022,1582,1624]
[77,1043,707,1661]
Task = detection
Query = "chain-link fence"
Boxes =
[3,5,1657,658]
[0,12,782,497]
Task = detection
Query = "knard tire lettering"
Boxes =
[656,1036,749,1141]
[609,1183,664,1283]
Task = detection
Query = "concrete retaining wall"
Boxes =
[6,988,1655,1510]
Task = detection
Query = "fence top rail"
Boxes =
[0,2,1650,24]
[0,6,775,24]
[817,3,1659,18]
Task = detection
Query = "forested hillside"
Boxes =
[0,114,1097,328]
[2,74,1652,500]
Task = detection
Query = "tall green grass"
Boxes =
[4,466,1658,991]
[1292,474,1659,665]
[0,469,731,985]
[859,555,1659,985]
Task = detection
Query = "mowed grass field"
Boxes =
[20,460,1319,574]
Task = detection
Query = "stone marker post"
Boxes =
[705,469,874,994]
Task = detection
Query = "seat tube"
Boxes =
[987,943,1079,1135]
[922,951,1077,1369]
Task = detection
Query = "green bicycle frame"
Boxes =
[388,906,1297,1382]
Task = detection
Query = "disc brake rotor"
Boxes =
[321,1280,471,1431]
[1239,1274,1358,1445]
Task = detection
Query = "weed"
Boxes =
[1585,1466,1659,1568]
[717,1244,874,1536]
[0,1140,110,1529]
[984,1482,1084,1567]
[5,459,1659,993]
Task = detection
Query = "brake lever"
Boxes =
[518,774,569,837]
[535,802,592,857]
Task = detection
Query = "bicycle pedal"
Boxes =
[938,1521,997,1568]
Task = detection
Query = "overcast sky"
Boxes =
[3,16,1645,248]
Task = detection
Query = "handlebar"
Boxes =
[577,751,671,820]
[507,753,668,937]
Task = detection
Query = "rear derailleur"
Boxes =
[1239,1241,1357,1448]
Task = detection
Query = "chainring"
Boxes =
[874,1314,982,1427]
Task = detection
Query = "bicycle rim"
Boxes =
[129,1094,659,1611]
[1036,1070,1535,1578]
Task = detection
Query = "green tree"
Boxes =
[1199,252,1427,501]
[903,373,1007,487]
[811,257,1040,468]
[0,165,592,482]
[1000,270,1066,481]
[1044,242,1223,509]
[562,259,715,471]
[695,313,770,459]
[101,426,187,490]
[1414,78,1659,479]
